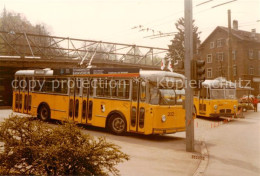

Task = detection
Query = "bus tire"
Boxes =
[38,104,50,121]
[108,114,126,135]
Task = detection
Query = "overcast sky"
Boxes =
[0,0,259,48]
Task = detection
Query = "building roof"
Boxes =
[200,26,260,47]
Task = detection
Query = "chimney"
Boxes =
[233,20,238,30]
[251,29,256,38]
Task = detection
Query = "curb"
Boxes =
[193,141,209,176]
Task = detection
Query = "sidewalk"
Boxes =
[201,108,260,176]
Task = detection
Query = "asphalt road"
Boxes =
[0,109,200,176]
[195,104,260,176]
[0,106,259,176]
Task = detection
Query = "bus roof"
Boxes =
[15,68,185,80]
[139,70,185,82]
[202,77,236,89]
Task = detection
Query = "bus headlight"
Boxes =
[214,105,218,110]
[234,105,237,110]
[161,115,166,122]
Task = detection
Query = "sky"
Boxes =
[0,0,259,48]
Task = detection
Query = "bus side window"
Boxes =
[132,80,138,101]
[82,100,87,119]
[118,80,130,99]
[88,101,93,120]
[82,79,89,97]
[89,79,94,97]
[69,79,75,95]
[131,107,136,127]
[13,77,18,91]
[111,80,117,98]
[24,78,28,92]
[75,99,79,118]
[140,81,146,102]
[75,78,81,96]
[139,107,145,128]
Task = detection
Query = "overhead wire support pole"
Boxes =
[184,0,194,152]
[228,9,233,82]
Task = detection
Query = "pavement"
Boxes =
[0,108,200,176]
[0,104,259,176]
[195,103,260,176]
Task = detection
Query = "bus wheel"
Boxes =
[108,114,126,135]
[39,105,50,121]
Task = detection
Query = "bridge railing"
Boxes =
[0,30,168,67]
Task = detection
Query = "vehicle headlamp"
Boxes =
[161,115,166,122]
[214,105,218,110]
[234,105,237,110]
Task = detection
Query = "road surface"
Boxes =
[1,105,259,176]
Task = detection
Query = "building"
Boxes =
[199,21,260,96]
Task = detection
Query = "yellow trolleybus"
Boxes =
[194,77,238,118]
[12,68,186,135]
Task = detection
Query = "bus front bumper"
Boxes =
[152,127,185,134]
[209,113,235,117]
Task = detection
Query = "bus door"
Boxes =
[21,77,31,114]
[81,78,90,124]
[198,88,207,115]
[13,76,20,112]
[130,79,146,133]
[68,78,82,122]
[25,77,32,114]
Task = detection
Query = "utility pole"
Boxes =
[184,0,194,152]
[227,9,233,81]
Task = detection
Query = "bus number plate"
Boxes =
[168,112,174,116]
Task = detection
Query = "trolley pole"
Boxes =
[184,0,194,152]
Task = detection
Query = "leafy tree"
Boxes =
[0,115,129,175]
[0,8,53,57]
[168,17,201,64]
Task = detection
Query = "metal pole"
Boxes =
[184,0,194,152]
[227,9,233,81]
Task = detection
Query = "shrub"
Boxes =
[0,115,129,175]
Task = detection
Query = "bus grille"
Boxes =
[220,109,231,114]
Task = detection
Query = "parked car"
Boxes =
[239,95,255,103]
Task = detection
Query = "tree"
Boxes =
[168,17,201,64]
[0,8,53,57]
[0,115,129,175]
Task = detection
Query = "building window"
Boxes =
[216,67,221,77]
[232,50,236,60]
[207,54,212,63]
[216,39,223,47]
[249,49,254,59]
[216,52,224,62]
[233,65,237,76]
[249,66,254,75]
[207,68,212,78]
[210,42,214,49]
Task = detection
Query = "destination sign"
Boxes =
[53,68,140,75]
